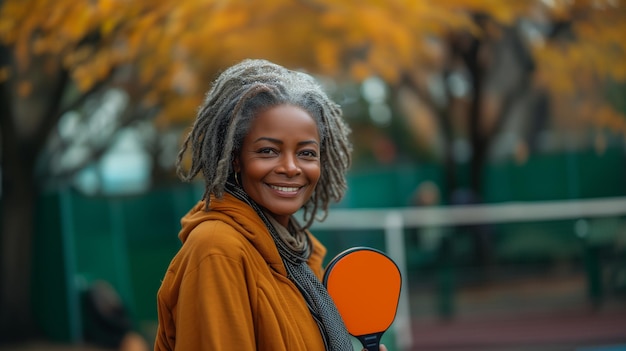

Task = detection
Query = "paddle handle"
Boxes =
[356,332,384,351]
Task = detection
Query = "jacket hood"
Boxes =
[178,193,260,244]
[178,193,326,277]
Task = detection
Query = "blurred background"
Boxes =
[0,0,625,350]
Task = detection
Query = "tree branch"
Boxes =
[0,44,17,151]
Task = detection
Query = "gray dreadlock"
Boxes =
[176,59,352,229]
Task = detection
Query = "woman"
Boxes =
[154,59,386,350]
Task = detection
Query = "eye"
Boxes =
[257,147,277,155]
[299,149,318,159]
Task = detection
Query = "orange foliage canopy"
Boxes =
[0,0,624,133]
[531,0,626,134]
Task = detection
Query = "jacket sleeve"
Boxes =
[174,252,256,350]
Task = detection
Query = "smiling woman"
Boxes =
[153,59,366,351]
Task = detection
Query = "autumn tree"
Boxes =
[1,0,624,341]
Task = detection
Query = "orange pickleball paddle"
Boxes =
[323,247,401,351]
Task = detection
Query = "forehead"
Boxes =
[247,105,320,141]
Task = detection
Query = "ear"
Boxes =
[232,156,240,173]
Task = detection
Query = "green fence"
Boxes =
[33,186,198,343]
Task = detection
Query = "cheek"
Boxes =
[242,160,270,180]
[307,163,322,185]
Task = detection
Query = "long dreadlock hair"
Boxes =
[176,59,352,229]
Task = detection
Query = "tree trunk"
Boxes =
[464,35,486,196]
[0,74,39,341]
[0,151,38,342]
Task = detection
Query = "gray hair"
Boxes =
[176,59,352,228]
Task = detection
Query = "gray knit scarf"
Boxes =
[225,182,353,351]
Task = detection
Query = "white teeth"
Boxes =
[271,185,299,192]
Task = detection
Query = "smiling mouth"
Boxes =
[269,184,301,192]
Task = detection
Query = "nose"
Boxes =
[276,154,301,177]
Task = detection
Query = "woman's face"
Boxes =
[234,104,321,227]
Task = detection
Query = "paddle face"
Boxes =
[323,247,401,349]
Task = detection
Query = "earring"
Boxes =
[234,172,240,186]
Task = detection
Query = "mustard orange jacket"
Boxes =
[154,193,329,351]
